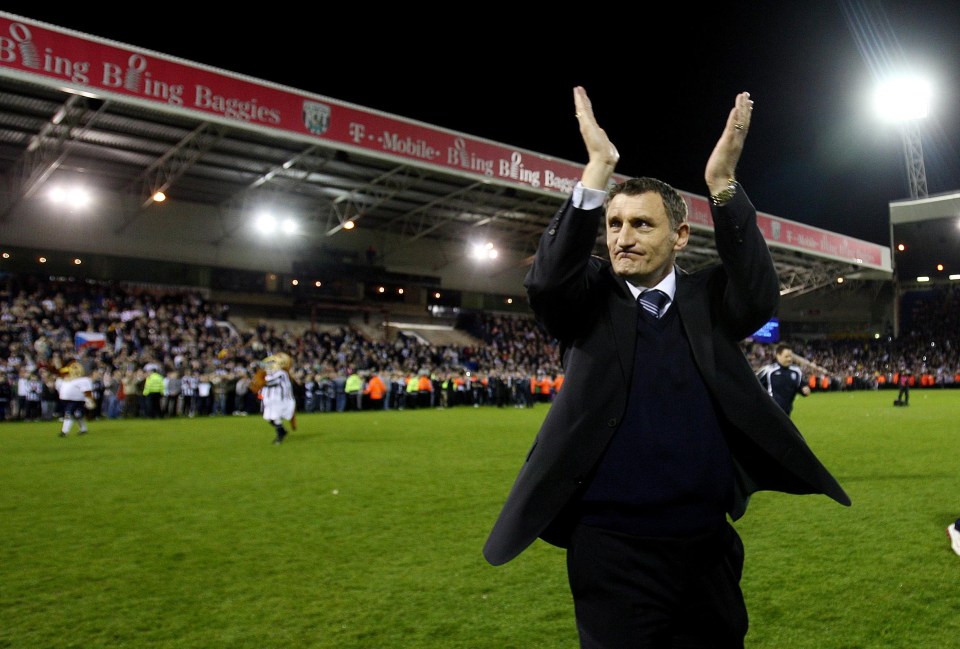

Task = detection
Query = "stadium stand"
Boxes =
[0,13,956,424]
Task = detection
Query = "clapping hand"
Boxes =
[574,86,619,191]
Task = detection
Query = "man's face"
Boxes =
[777,348,794,366]
[606,192,689,287]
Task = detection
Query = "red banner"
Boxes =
[684,191,888,269]
[0,13,584,195]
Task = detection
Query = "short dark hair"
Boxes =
[607,177,688,230]
[775,343,792,356]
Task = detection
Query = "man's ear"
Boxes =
[674,223,690,251]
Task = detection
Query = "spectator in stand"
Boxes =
[333,370,348,413]
[321,372,337,412]
[142,364,164,418]
[389,372,406,410]
[197,373,213,416]
[303,373,318,413]
[41,371,60,421]
[234,369,251,415]
[181,370,198,417]
[0,372,13,421]
[89,368,105,420]
[121,370,141,418]
[896,369,912,406]
[163,370,182,418]
[755,343,811,416]
[102,369,123,419]
[553,372,565,399]
[363,370,388,410]
[22,370,42,422]
[345,369,363,412]
[16,367,32,421]
[418,371,433,409]
[211,372,230,416]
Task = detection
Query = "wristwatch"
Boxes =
[710,179,739,206]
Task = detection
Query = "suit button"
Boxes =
[607,418,617,427]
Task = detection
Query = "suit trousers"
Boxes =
[566,520,748,649]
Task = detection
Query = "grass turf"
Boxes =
[2,389,959,648]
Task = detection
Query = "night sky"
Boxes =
[4,1,960,255]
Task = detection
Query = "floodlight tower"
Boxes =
[899,118,928,199]
[874,75,931,199]
[874,74,932,338]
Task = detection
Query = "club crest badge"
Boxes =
[771,220,782,240]
[303,101,331,136]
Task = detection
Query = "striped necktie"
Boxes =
[638,289,668,319]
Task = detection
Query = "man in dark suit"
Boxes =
[483,87,850,648]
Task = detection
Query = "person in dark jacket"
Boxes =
[756,343,811,415]
[483,86,850,649]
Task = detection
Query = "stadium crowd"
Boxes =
[0,273,957,422]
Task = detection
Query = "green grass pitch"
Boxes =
[2,390,960,648]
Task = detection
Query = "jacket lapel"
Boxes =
[607,270,638,387]
[675,271,717,384]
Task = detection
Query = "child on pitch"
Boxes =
[56,359,96,437]
[251,352,297,444]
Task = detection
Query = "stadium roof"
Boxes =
[889,193,960,282]
[0,12,894,300]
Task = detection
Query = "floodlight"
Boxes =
[254,213,276,234]
[874,75,932,122]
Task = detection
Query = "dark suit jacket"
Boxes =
[483,188,851,567]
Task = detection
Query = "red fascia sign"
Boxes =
[685,192,888,269]
[0,12,583,196]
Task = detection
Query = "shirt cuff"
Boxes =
[572,181,606,210]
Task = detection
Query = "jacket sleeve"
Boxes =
[524,197,606,341]
[709,187,781,340]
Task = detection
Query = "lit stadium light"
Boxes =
[873,75,932,122]
[254,213,276,234]
[48,184,92,208]
[253,212,299,236]
[470,241,498,260]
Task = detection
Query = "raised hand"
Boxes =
[705,91,753,196]
[574,86,619,190]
